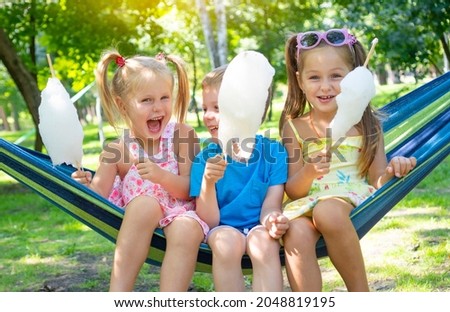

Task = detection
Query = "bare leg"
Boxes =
[208,227,246,291]
[247,226,283,291]
[110,196,162,291]
[160,217,204,291]
[283,217,322,291]
[313,198,369,292]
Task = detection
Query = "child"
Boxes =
[72,49,208,291]
[190,65,289,291]
[279,29,417,291]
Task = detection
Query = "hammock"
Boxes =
[1,72,449,273]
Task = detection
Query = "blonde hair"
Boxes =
[95,49,190,130]
[279,32,382,178]
[201,64,228,90]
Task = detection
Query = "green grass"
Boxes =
[0,81,448,291]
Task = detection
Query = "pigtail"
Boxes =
[165,54,190,124]
[95,49,124,130]
[279,34,307,134]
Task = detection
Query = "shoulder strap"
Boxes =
[287,119,303,148]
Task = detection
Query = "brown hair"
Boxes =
[202,64,228,90]
[279,32,382,178]
[95,49,190,130]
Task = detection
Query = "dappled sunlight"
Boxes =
[62,222,93,232]
[20,255,58,265]
[0,172,16,184]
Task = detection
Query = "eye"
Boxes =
[308,75,320,81]
[331,73,344,79]
[202,107,207,113]
[142,97,153,103]
[161,95,171,102]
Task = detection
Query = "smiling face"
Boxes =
[298,45,352,116]
[120,71,173,146]
[202,85,220,138]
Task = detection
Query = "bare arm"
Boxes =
[71,141,119,199]
[282,121,329,200]
[260,184,289,239]
[195,156,226,229]
[368,134,417,189]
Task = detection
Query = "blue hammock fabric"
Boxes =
[1,72,449,273]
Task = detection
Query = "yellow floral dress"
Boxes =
[283,121,376,220]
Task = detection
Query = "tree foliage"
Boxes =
[332,0,449,78]
[0,0,448,149]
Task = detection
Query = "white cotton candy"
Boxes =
[218,50,275,160]
[330,66,376,140]
[38,78,84,167]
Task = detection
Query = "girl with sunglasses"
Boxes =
[279,29,416,291]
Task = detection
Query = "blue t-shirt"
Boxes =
[190,135,288,230]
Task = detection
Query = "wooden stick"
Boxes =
[364,38,378,67]
[46,53,56,78]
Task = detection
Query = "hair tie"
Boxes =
[115,56,126,68]
[155,52,166,62]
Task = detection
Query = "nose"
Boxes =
[153,100,163,112]
[320,79,332,91]
[204,110,214,120]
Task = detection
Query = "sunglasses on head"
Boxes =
[296,29,357,55]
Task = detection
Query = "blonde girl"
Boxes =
[72,50,208,291]
[279,29,416,291]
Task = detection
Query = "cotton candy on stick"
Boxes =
[38,54,84,169]
[330,38,378,140]
[218,50,275,160]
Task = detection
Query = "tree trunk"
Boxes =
[188,45,202,128]
[0,28,42,151]
[12,102,21,131]
[0,106,11,131]
[440,32,450,72]
[196,0,220,68]
[215,0,227,66]
[377,67,388,85]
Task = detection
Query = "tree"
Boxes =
[0,0,152,150]
[0,27,42,150]
[333,0,450,81]
[196,0,228,68]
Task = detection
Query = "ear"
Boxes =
[115,96,127,114]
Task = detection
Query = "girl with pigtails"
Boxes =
[72,50,208,291]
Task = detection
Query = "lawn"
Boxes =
[0,81,448,292]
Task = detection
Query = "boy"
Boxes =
[190,65,289,291]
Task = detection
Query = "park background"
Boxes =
[0,0,448,291]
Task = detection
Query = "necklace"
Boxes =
[309,111,322,138]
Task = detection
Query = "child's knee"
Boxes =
[124,196,162,227]
[208,227,245,260]
[313,199,353,233]
[283,218,320,249]
[165,217,204,247]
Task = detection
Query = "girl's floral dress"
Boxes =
[283,121,376,220]
[108,121,209,236]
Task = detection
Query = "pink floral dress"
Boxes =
[108,121,209,236]
[283,120,376,220]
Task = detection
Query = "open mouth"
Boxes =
[147,117,163,133]
[318,95,335,100]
